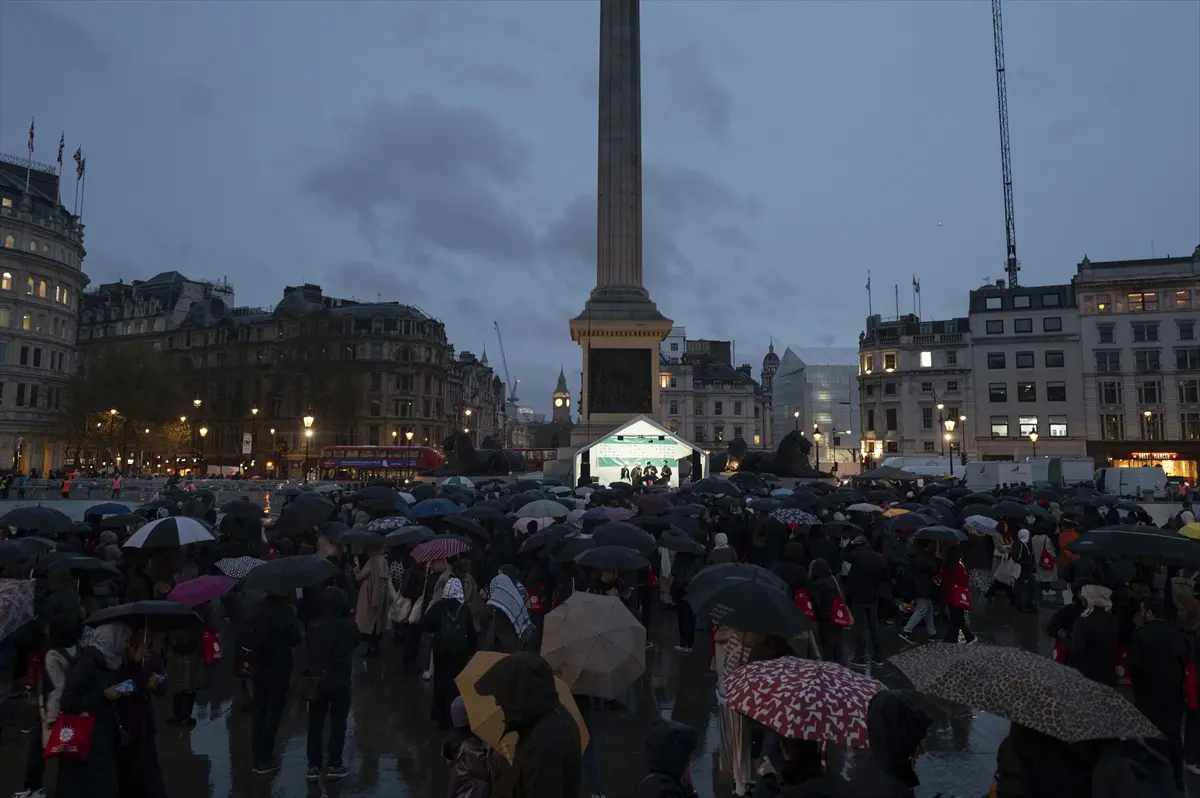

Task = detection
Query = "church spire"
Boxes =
[555,365,568,394]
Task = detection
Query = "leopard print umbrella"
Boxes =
[889,642,1163,743]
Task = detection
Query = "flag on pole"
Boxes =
[866,273,871,291]
[74,148,84,178]
[913,276,920,294]
[27,118,35,153]
[57,133,65,165]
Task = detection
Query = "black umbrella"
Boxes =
[555,535,596,561]
[519,524,574,554]
[888,513,933,533]
[465,505,504,522]
[914,525,968,543]
[657,533,705,555]
[575,545,650,570]
[630,516,672,534]
[991,502,1034,521]
[689,562,788,597]
[667,515,704,540]
[84,600,202,631]
[0,506,73,536]
[319,521,352,543]
[819,521,865,539]
[686,574,810,638]
[221,499,266,521]
[357,486,400,504]
[0,536,56,565]
[748,498,782,512]
[957,503,995,522]
[444,515,490,542]
[593,522,656,554]
[1031,489,1060,502]
[1065,526,1200,567]
[692,478,742,497]
[339,530,385,547]
[98,514,144,530]
[242,555,340,593]
[664,504,705,518]
[31,554,121,577]
[954,493,997,509]
[384,526,435,548]
[274,496,336,538]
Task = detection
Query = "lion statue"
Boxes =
[437,432,526,476]
[735,430,821,477]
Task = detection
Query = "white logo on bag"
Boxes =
[58,727,74,743]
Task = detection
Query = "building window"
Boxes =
[31,348,41,368]
[1179,321,1196,341]
[1137,379,1162,405]
[1049,416,1068,437]
[1128,292,1158,312]
[1018,416,1038,436]
[883,353,897,370]
[1014,318,1033,334]
[21,314,30,331]
[987,352,1006,369]
[669,377,677,388]
[713,401,723,416]
[1015,351,1034,369]
[1097,324,1115,343]
[369,372,382,390]
[1100,413,1125,441]
[669,401,678,415]
[2,235,11,248]
[922,407,933,429]
[19,346,28,366]
[1013,295,1031,308]
[25,278,34,295]
[1177,348,1200,370]
[920,381,933,393]
[1140,411,1164,441]
[1098,380,1122,405]
[1045,350,1064,368]
[0,342,6,364]
[922,441,936,453]
[1176,290,1193,310]
[670,342,678,352]
[986,320,1004,335]
[945,351,957,365]
[0,273,9,291]
[1017,382,1036,402]
[1046,382,1067,402]
[1095,351,1120,372]
[1131,322,1159,342]
[990,416,1009,437]
[1134,350,1160,372]
[733,425,743,440]
[920,351,932,368]
[985,297,1002,310]
[694,400,703,415]
[0,309,7,328]
[885,408,897,431]
[884,382,897,396]
[37,280,46,298]
[866,409,875,431]
[1043,317,1062,332]
[713,425,724,443]
[733,401,743,415]
[1042,293,1061,307]
[1182,413,1200,441]
[15,383,24,406]
[694,425,704,442]
[864,354,874,372]
[865,384,875,397]
[28,239,38,253]
[1180,380,1200,405]
[989,382,1007,402]
[885,441,900,454]
[947,380,959,392]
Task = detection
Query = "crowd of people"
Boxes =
[0,475,1196,798]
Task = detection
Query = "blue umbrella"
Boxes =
[84,503,131,516]
[409,498,464,520]
[581,507,611,522]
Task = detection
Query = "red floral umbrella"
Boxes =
[723,656,883,747]
[411,536,472,563]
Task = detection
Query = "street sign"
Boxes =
[241,433,253,455]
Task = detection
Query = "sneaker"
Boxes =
[305,767,321,783]
[965,637,979,645]
[850,658,868,668]
[420,670,432,681]
[14,790,47,798]
[898,632,915,645]
[326,765,349,781]
[252,761,280,775]
[1186,763,1200,776]
[872,656,885,666]
[673,645,688,652]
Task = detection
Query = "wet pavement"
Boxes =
[0,598,1178,797]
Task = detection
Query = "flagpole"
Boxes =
[73,175,80,216]
[866,271,873,317]
[894,284,899,319]
[912,276,917,317]
[24,117,34,194]
[78,160,87,219]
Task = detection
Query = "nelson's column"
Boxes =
[569,0,673,448]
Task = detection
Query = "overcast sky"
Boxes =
[3,1,1197,415]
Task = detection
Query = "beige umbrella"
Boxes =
[455,651,589,761]
[540,591,646,699]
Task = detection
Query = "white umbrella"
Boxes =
[440,476,474,489]
[548,486,573,495]
[846,503,884,514]
[965,515,1000,536]
[398,492,416,504]
[123,516,215,548]
[518,499,569,519]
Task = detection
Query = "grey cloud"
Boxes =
[300,96,537,259]
[325,260,427,307]
[1,4,111,71]
[158,76,218,118]
[649,39,732,137]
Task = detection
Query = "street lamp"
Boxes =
[198,425,208,475]
[405,429,414,442]
[812,427,822,472]
[249,405,260,476]
[944,417,956,472]
[193,397,202,410]
[302,410,315,481]
[793,410,800,430]
[1028,430,1039,457]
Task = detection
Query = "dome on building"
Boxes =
[762,341,780,367]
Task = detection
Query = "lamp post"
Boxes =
[812,426,822,472]
[793,410,800,430]
[269,427,277,478]
[959,414,967,464]
[1028,430,1039,458]
[193,397,202,411]
[198,425,208,476]
[250,405,259,475]
[943,417,956,473]
[405,429,414,443]
[107,408,118,472]
[936,401,946,457]
[465,408,473,443]
[302,409,315,481]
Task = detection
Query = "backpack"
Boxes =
[437,604,470,655]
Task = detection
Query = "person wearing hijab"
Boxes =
[480,573,533,653]
[1012,528,1037,613]
[422,577,478,729]
[708,533,737,566]
[1069,584,1119,686]
[56,622,133,798]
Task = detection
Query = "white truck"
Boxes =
[1094,466,1167,500]
[1021,456,1096,487]
[879,456,966,479]
[963,461,1033,491]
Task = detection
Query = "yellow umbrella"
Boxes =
[455,650,589,761]
[883,507,910,518]
[1180,523,1200,541]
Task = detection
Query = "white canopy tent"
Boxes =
[573,415,709,488]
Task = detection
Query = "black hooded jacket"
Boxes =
[477,652,581,798]
[246,594,302,676]
[841,691,931,798]
[633,720,699,798]
[305,586,360,689]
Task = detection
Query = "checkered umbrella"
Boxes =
[411,537,472,563]
[214,556,265,580]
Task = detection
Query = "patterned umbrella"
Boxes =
[214,556,265,580]
[889,643,1163,743]
[724,657,883,747]
[541,592,646,699]
[411,536,472,563]
[769,508,819,527]
[366,516,409,533]
[0,578,34,643]
[440,476,475,489]
[123,516,215,548]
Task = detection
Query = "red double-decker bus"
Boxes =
[318,445,443,479]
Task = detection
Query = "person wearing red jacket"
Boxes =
[940,547,977,644]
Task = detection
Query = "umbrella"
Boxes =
[748,498,783,512]
[845,503,883,514]
[242,555,340,593]
[168,575,239,607]
[84,600,203,631]
[633,494,669,516]
[990,501,1033,521]
[0,578,34,643]
[319,521,352,543]
[0,537,56,566]
[771,488,793,497]
[724,657,883,747]
[214,556,266,579]
[411,537,472,563]
[98,514,144,530]
[220,499,265,521]
[1065,526,1200,567]
[0,506,73,536]
[548,485,573,495]
[465,505,505,522]
[592,522,656,554]
[365,516,409,533]
[818,521,865,539]
[692,478,742,497]
[440,476,474,489]
[456,651,589,761]
[29,553,120,577]
[397,491,416,504]
[554,535,596,562]
[540,592,646,699]
[339,530,385,548]
[1180,523,1200,541]
[274,496,336,537]
[964,515,999,536]
[770,508,819,527]
[516,517,559,534]
[687,574,811,638]
[657,533,705,555]
[84,503,130,516]
[123,516,215,549]
[914,525,968,543]
[444,515,491,541]
[888,513,933,533]
[384,527,435,548]
[889,643,1163,743]
[690,562,789,595]
[519,524,574,554]
[410,498,463,519]
[517,500,570,519]
[664,504,705,518]
[575,545,650,571]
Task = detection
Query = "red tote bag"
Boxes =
[951,586,972,611]
[43,711,96,761]
[202,628,222,665]
[793,589,816,622]
[1114,646,1132,686]
[1038,547,1056,571]
[1185,662,1198,711]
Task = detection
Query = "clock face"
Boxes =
[554,398,563,407]
[565,398,571,407]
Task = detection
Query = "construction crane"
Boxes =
[492,321,520,406]
[992,0,1020,288]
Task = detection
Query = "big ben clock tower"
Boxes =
[552,367,573,424]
